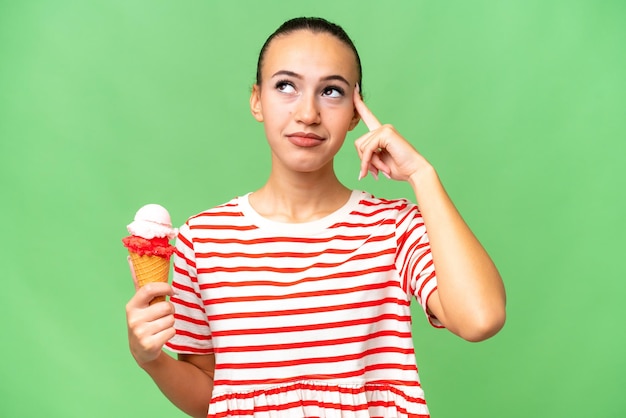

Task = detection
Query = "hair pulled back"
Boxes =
[255,17,362,91]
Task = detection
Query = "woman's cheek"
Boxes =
[320,100,351,117]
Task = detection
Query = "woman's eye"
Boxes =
[276,82,296,94]
[322,87,344,98]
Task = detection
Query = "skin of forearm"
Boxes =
[140,352,214,418]
[408,165,506,341]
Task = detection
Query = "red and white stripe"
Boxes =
[166,190,440,417]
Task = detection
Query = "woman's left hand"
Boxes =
[353,86,432,182]
[352,87,506,342]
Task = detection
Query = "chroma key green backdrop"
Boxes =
[1,1,625,417]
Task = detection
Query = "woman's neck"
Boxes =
[249,168,352,223]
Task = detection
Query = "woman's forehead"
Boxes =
[261,30,358,81]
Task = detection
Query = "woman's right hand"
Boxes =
[125,258,176,366]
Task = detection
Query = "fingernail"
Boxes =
[356,83,360,93]
[370,170,379,180]
[358,171,364,181]
[382,171,391,179]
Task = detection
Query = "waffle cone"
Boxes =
[128,251,170,305]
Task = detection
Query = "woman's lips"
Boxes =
[286,132,325,147]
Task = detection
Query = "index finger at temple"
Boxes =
[353,86,382,131]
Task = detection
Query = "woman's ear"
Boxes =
[250,84,264,122]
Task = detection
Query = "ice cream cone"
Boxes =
[128,251,170,304]
[123,204,177,304]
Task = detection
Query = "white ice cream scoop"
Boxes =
[127,204,178,240]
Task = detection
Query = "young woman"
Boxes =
[126,17,506,418]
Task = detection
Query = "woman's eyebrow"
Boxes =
[271,70,350,86]
[321,75,350,85]
[271,70,301,79]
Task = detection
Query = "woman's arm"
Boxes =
[352,87,506,341]
[407,166,505,341]
[126,282,215,417]
[140,351,215,418]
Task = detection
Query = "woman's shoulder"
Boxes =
[356,190,416,211]
[179,194,248,229]
[348,191,421,230]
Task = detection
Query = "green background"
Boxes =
[1,0,624,417]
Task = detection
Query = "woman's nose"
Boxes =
[294,93,321,125]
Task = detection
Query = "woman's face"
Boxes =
[250,30,360,174]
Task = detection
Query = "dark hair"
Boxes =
[255,17,362,92]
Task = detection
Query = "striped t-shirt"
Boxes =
[166,190,441,418]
